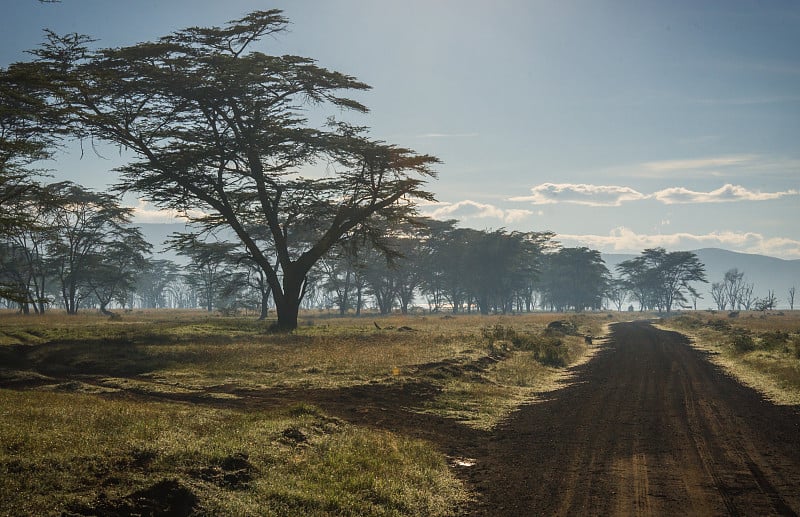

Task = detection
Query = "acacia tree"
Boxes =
[170,235,238,313]
[606,278,628,312]
[136,259,180,308]
[0,184,52,312]
[539,247,609,312]
[44,182,141,314]
[85,232,151,315]
[617,248,706,313]
[0,65,55,220]
[25,10,437,330]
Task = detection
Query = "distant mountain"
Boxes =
[602,248,800,310]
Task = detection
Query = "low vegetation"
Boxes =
[661,310,800,405]
[0,309,617,515]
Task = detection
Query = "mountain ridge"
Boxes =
[602,248,800,310]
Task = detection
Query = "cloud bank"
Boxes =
[128,199,206,224]
[510,183,646,206]
[423,200,533,224]
[642,154,757,172]
[512,183,798,207]
[558,227,800,260]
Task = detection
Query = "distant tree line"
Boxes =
[1,184,714,317]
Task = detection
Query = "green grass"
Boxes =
[0,391,465,516]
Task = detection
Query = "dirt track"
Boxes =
[461,320,800,516]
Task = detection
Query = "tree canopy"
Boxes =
[616,248,707,313]
[20,10,439,329]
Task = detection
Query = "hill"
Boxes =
[602,248,800,310]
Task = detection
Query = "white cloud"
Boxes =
[653,184,798,204]
[127,198,207,224]
[557,227,800,260]
[423,200,533,224]
[510,183,646,207]
[511,183,798,206]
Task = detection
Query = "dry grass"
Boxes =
[660,311,800,405]
[0,390,465,516]
[0,308,622,514]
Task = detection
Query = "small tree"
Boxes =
[606,279,628,312]
[136,259,180,308]
[170,235,238,313]
[43,182,139,314]
[85,231,151,315]
[788,286,796,310]
[711,281,727,311]
[754,290,777,312]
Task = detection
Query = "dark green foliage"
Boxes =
[538,247,609,312]
[483,324,569,367]
[617,248,707,313]
[730,329,755,353]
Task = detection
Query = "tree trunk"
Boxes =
[273,270,305,331]
[258,290,270,320]
[274,296,300,331]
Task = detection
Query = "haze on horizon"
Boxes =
[3,0,799,259]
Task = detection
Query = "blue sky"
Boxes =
[3,0,799,258]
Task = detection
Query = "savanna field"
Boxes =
[0,310,608,516]
[1,309,799,515]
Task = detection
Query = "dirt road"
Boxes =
[462,320,800,516]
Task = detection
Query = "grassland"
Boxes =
[0,309,619,516]
[659,310,800,406]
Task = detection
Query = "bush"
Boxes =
[759,330,789,351]
[707,319,732,332]
[670,315,703,330]
[791,335,800,359]
[730,329,755,353]
[483,325,569,367]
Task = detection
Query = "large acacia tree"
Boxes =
[24,10,438,329]
[617,248,706,313]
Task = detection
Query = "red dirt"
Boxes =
[457,321,800,516]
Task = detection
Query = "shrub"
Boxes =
[730,329,755,353]
[791,335,800,359]
[670,315,703,330]
[483,325,569,367]
[758,331,789,351]
[707,319,732,332]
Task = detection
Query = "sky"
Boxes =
[3,0,799,259]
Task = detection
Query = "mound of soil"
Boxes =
[63,479,199,517]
